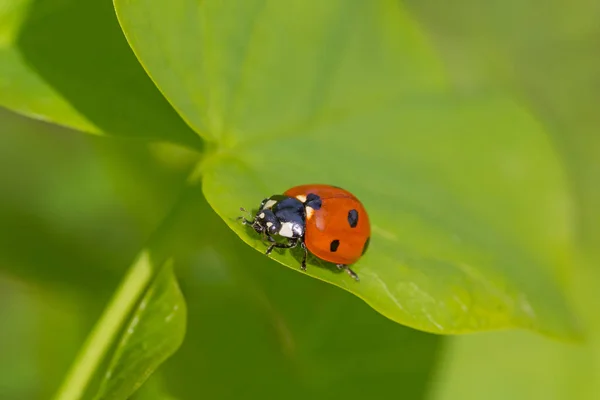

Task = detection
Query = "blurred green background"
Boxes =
[1,0,600,399]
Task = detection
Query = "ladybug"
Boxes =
[239,184,371,280]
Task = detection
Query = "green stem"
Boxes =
[53,251,154,400]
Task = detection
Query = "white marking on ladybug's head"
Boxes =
[259,212,265,219]
[305,206,315,220]
[266,222,273,228]
[263,199,277,209]
[279,222,295,238]
[295,194,307,203]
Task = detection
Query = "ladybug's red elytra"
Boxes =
[239,184,371,281]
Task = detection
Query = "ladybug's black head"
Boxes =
[240,195,306,240]
[253,208,281,236]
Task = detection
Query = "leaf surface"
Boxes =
[114,0,578,336]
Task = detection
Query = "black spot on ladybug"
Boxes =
[305,193,322,210]
[347,209,358,228]
[361,237,370,255]
[330,239,340,252]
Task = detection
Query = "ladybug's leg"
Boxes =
[336,264,360,282]
[300,241,308,271]
[265,238,298,256]
[262,231,275,243]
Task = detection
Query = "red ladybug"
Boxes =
[239,184,371,280]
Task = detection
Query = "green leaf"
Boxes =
[53,253,187,400]
[130,374,180,400]
[200,95,578,338]
[0,0,202,149]
[94,259,186,400]
[114,0,447,142]
[404,1,600,398]
[114,0,578,337]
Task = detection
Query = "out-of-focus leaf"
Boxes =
[404,1,600,398]
[131,374,180,400]
[94,260,186,400]
[54,253,186,400]
[0,0,202,149]
[404,0,600,254]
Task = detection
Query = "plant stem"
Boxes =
[53,251,154,400]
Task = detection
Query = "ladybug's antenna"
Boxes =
[237,207,254,225]
[239,207,253,217]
